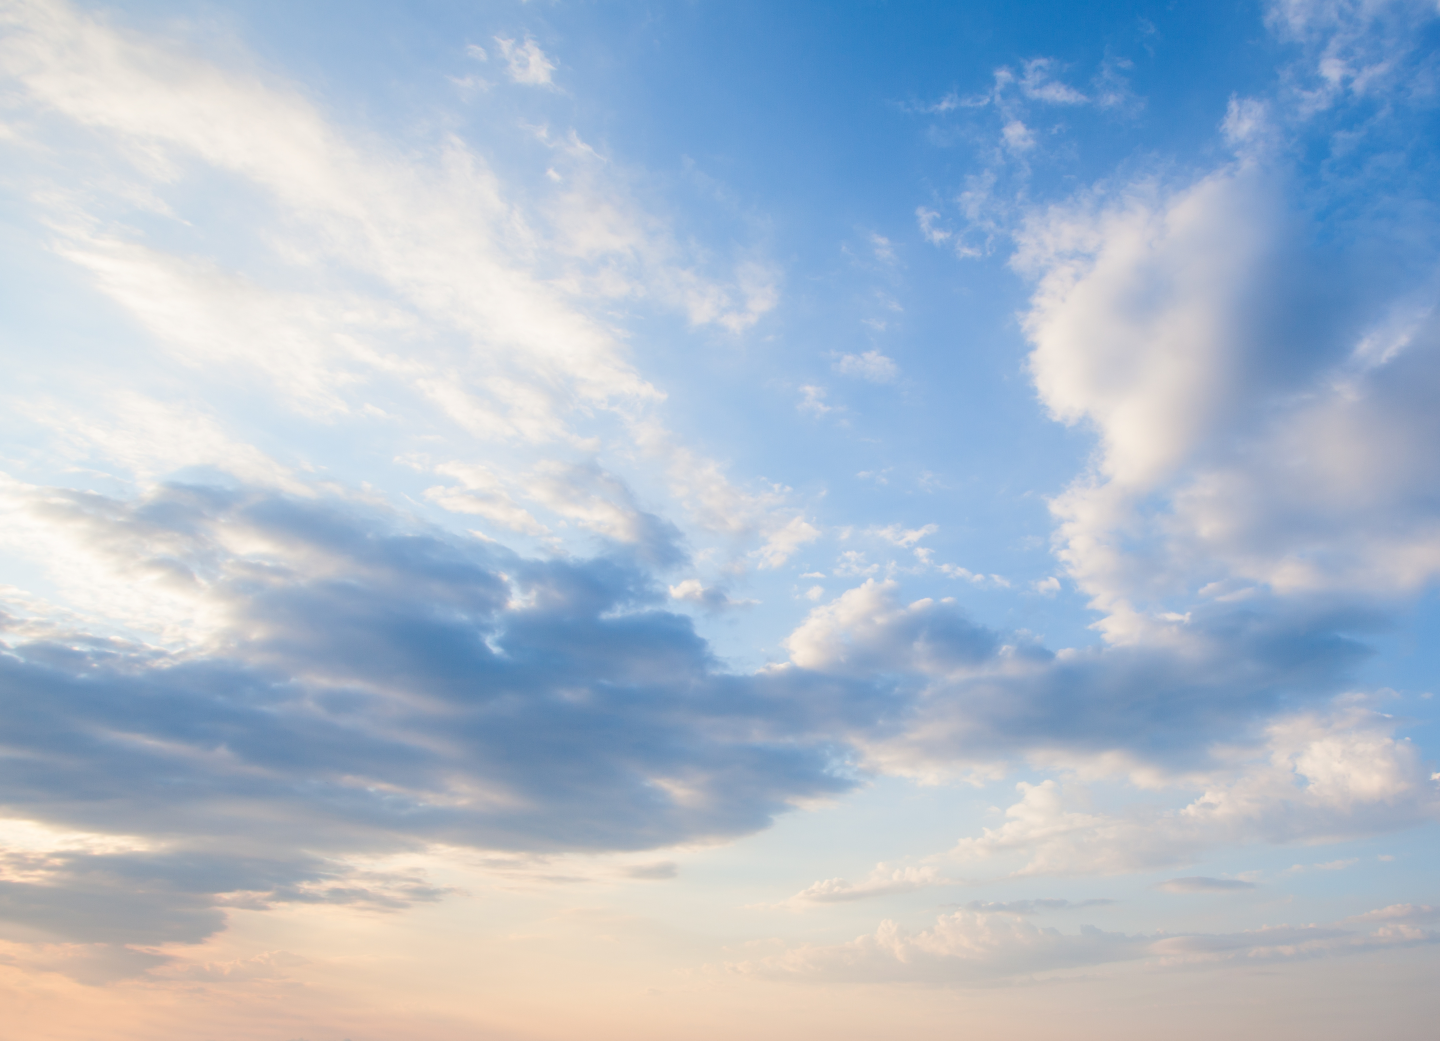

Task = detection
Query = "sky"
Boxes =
[1,0,1439,1037]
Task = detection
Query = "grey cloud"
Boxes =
[0,942,172,986]
[0,480,884,944]
[0,848,448,946]
[870,600,1376,774]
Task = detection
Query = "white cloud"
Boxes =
[784,863,950,905]
[668,578,757,611]
[424,461,548,537]
[1018,58,1088,105]
[10,390,302,492]
[869,233,897,264]
[871,523,937,547]
[735,907,1146,984]
[916,206,952,245]
[752,514,821,570]
[494,36,555,86]
[1017,147,1440,632]
[797,384,833,415]
[784,579,998,676]
[944,704,1440,877]
[735,900,1440,985]
[1001,119,1035,153]
[835,350,898,383]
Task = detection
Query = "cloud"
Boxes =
[734,900,1440,985]
[0,940,173,985]
[735,908,1147,984]
[788,581,1438,851]
[622,861,677,880]
[835,351,898,383]
[494,36,555,86]
[1012,153,1440,638]
[797,385,833,416]
[1266,0,1440,109]
[668,578,757,612]
[938,704,1439,876]
[1017,58,1089,105]
[752,515,821,569]
[0,0,803,579]
[871,523,937,547]
[0,479,889,945]
[424,461,549,537]
[783,580,1001,676]
[785,864,950,904]
[6,481,1406,950]
[912,54,1148,259]
[961,898,1116,913]
[527,460,688,566]
[1158,877,1258,893]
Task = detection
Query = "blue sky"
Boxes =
[2,1,1439,1037]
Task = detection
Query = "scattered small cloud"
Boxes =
[798,384,834,416]
[495,36,556,86]
[871,523,938,547]
[1285,858,1359,874]
[1158,877,1258,893]
[835,350,899,384]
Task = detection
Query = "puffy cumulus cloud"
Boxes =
[1018,165,1312,493]
[1016,143,1440,635]
[0,478,889,946]
[989,0,1440,644]
[1167,315,1440,597]
[734,902,1440,986]
[783,580,1003,676]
